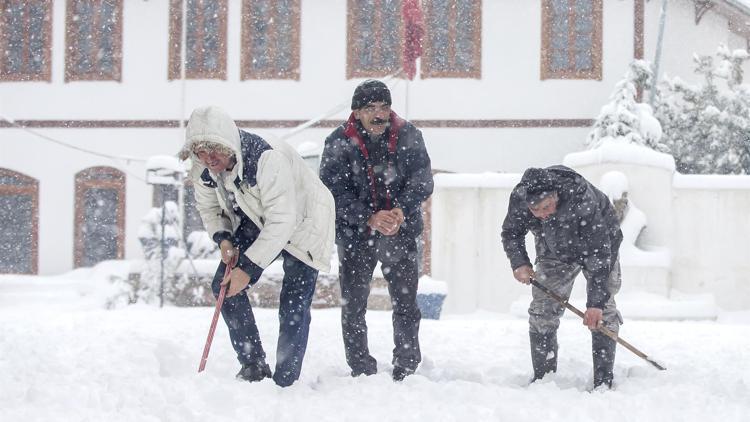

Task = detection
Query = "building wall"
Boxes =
[672,178,750,309]
[644,0,750,86]
[2,0,749,274]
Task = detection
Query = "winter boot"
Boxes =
[236,361,273,382]
[392,366,415,382]
[351,365,377,377]
[592,331,616,389]
[530,331,558,381]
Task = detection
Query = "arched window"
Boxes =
[0,169,39,274]
[74,167,126,268]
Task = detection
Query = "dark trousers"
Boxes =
[338,233,422,373]
[211,223,318,387]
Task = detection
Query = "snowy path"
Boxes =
[1,274,749,422]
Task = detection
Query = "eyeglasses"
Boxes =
[194,149,222,163]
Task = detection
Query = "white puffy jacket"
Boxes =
[184,106,334,273]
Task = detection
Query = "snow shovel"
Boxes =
[198,256,237,373]
[530,278,666,371]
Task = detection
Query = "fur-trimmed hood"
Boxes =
[180,106,243,170]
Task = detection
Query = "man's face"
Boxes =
[354,101,391,136]
[194,148,234,173]
[528,192,559,221]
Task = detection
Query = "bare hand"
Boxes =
[221,267,251,297]
[219,239,238,264]
[513,265,534,285]
[368,210,400,236]
[583,307,604,330]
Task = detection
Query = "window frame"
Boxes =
[65,0,123,82]
[168,0,228,80]
[0,0,53,82]
[0,169,39,274]
[241,0,301,80]
[421,0,482,79]
[74,167,126,268]
[346,0,404,79]
[540,0,603,80]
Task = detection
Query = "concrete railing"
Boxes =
[431,144,750,313]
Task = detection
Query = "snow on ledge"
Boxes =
[418,275,448,295]
[434,172,520,189]
[145,155,183,172]
[563,143,675,171]
[673,173,750,190]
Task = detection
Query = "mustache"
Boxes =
[370,117,389,125]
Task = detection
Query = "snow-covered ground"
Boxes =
[1,269,749,422]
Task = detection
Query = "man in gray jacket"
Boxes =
[182,106,335,387]
[501,165,623,389]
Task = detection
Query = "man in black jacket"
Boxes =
[501,165,623,388]
[320,80,434,381]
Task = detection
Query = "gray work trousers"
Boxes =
[529,257,622,335]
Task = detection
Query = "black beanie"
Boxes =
[351,79,392,110]
[520,167,557,205]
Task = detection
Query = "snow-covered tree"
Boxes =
[108,201,210,307]
[654,45,750,174]
[587,60,664,150]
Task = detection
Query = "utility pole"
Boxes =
[650,0,669,107]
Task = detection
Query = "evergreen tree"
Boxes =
[587,60,665,151]
[654,45,750,174]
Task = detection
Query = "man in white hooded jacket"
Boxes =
[182,106,335,387]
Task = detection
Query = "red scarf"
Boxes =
[343,111,405,212]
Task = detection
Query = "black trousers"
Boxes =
[210,219,318,387]
[338,233,422,373]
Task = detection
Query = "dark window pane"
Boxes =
[27,2,47,74]
[0,194,33,273]
[80,188,119,267]
[3,2,25,73]
[203,0,220,71]
[380,0,400,70]
[74,1,94,74]
[455,0,475,72]
[276,0,294,73]
[185,0,201,73]
[428,0,450,72]
[250,0,271,71]
[573,0,593,71]
[355,0,376,71]
[99,0,118,74]
[0,174,34,186]
[550,0,570,72]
